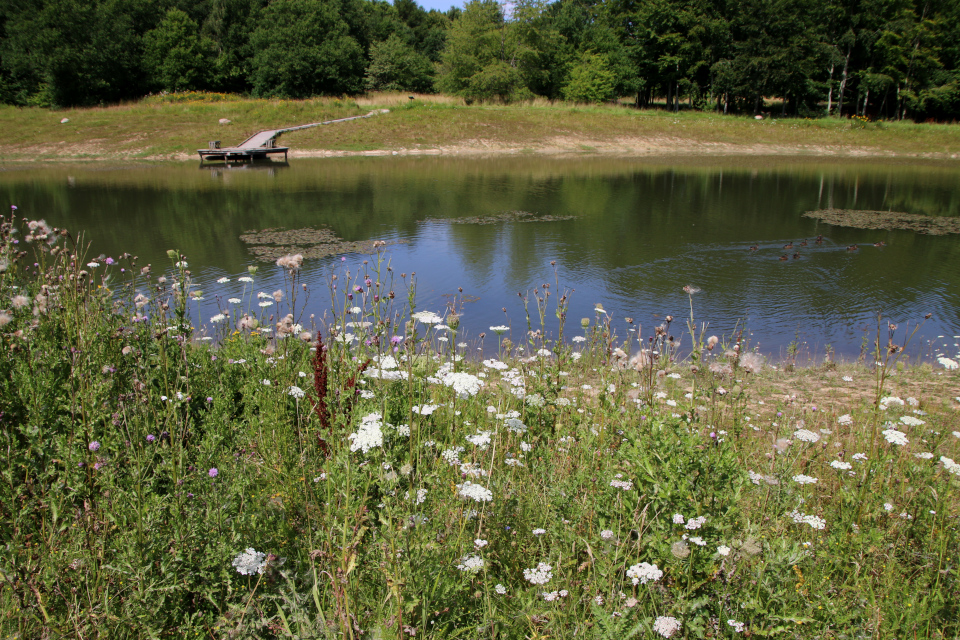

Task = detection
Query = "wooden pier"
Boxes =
[198,109,389,163]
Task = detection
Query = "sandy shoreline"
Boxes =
[4,135,960,163]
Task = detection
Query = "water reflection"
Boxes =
[1,156,958,358]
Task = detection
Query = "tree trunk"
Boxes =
[837,45,851,116]
[826,64,835,116]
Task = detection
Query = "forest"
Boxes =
[1,0,958,120]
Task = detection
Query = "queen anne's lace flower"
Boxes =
[940,456,960,475]
[523,562,553,585]
[441,371,483,398]
[829,460,852,470]
[938,357,958,370]
[882,429,909,446]
[348,413,383,454]
[653,616,682,638]
[788,510,826,530]
[626,562,663,585]
[899,415,925,427]
[457,481,493,502]
[288,386,305,399]
[793,474,818,485]
[232,548,267,575]
[412,404,439,415]
[411,311,443,324]
[456,554,484,573]
[837,414,853,426]
[793,429,820,443]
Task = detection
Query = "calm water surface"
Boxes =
[2,156,959,358]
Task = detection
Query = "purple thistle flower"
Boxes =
[206,397,213,403]
[146,434,156,442]
[105,257,114,265]
[89,441,100,451]
[391,336,403,345]
[209,468,219,478]
[354,286,363,293]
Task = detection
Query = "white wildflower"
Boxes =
[900,415,925,427]
[653,616,682,638]
[882,429,909,446]
[348,413,384,454]
[440,371,482,398]
[941,456,960,475]
[938,357,958,370]
[495,584,507,594]
[837,414,853,425]
[717,545,731,556]
[728,620,746,633]
[793,474,818,485]
[829,460,852,470]
[456,555,484,573]
[465,431,493,449]
[914,452,934,459]
[412,404,439,416]
[794,429,820,443]
[288,386,305,399]
[232,548,267,575]
[457,481,493,502]
[411,311,443,325]
[684,515,706,530]
[523,562,553,585]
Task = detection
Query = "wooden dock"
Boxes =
[198,109,389,163]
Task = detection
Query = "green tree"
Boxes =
[364,33,435,92]
[436,0,530,101]
[248,0,365,97]
[562,52,616,102]
[143,9,209,92]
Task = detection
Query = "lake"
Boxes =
[2,155,959,360]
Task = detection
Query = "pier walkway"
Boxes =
[198,109,389,163]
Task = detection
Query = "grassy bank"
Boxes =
[3,92,960,162]
[2,208,960,638]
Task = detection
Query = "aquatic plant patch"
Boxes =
[803,208,960,234]
[240,226,407,261]
[451,210,577,224]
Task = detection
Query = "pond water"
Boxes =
[2,155,960,360]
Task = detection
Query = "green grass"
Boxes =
[1,209,959,638]
[3,92,960,161]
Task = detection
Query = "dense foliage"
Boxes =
[2,0,959,118]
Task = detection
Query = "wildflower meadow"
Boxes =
[1,208,959,639]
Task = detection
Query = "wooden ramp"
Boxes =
[198,109,389,163]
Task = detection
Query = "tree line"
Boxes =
[1,0,958,120]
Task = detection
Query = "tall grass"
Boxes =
[1,208,958,639]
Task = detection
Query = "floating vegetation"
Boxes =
[452,210,577,225]
[803,208,960,235]
[240,227,406,262]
